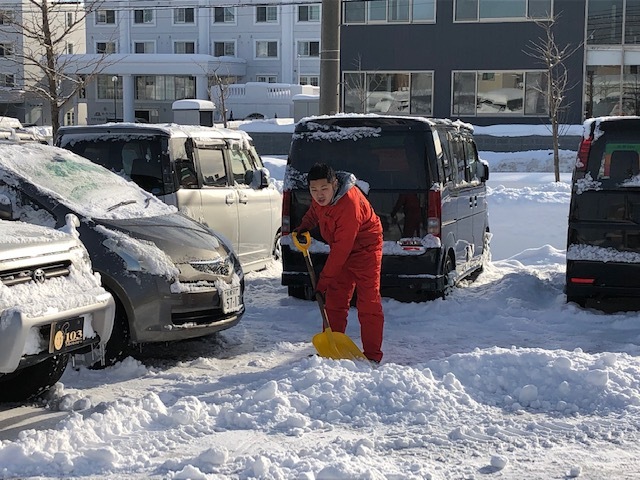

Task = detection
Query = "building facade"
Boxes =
[0,0,85,125]
[66,0,321,124]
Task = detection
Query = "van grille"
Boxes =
[0,261,71,287]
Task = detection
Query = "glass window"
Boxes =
[256,41,278,58]
[174,42,195,54]
[256,75,278,83]
[229,149,257,185]
[174,8,195,24]
[198,148,227,186]
[452,72,476,115]
[0,11,13,24]
[214,7,235,23]
[369,0,387,21]
[389,0,410,21]
[479,0,526,19]
[298,41,320,57]
[455,0,478,20]
[585,65,622,117]
[476,71,524,114]
[343,72,366,112]
[625,0,640,43]
[134,9,153,24]
[134,75,195,101]
[528,0,552,18]
[524,71,548,115]
[413,0,435,21]
[299,75,320,86]
[588,0,623,45]
[410,72,433,115]
[214,41,235,57]
[621,65,640,115]
[256,6,278,23]
[367,73,410,113]
[299,5,320,21]
[344,0,366,23]
[1,73,14,87]
[96,10,116,24]
[97,75,121,100]
[134,42,154,53]
[96,42,116,54]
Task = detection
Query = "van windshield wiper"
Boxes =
[106,199,137,212]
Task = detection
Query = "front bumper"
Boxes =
[0,292,115,374]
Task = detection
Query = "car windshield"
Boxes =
[289,127,429,190]
[0,142,176,220]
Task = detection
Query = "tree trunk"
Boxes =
[552,117,560,182]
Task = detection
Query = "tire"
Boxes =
[288,285,309,299]
[90,295,131,369]
[441,254,455,299]
[272,231,282,262]
[0,354,69,402]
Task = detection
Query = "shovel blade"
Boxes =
[312,329,368,361]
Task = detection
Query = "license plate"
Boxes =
[221,286,241,313]
[49,317,85,354]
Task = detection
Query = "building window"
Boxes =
[343,0,435,23]
[174,41,195,54]
[66,12,74,28]
[134,42,155,53]
[342,71,431,115]
[214,7,235,23]
[66,43,74,54]
[134,75,196,101]
[256,75,278,83]
[174,8,195,24]
[584,64,640,117]
[299,75,320,86]
[65,111,75,126]
[97,75,122,100]
[0,43,14,57]
[451,70,548,116]
[96,42,116,54]
[0,11,13,24]
[214,41,235,57]
[256,6,278,23]
[96,10,116,25]
[298,4,321,22]
[297,41,320,57]
[0,73,14,87]
[255,41,278,58]
[134,9,154,24]
[454,0,552,22]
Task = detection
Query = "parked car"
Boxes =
[566,115,640,306]
[0,142,244,366]
[282,114,490,300]
[55,123,282,272]
[0,218,114,401]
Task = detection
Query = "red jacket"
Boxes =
[298,173,382,281]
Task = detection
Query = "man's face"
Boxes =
[309,178,337,207]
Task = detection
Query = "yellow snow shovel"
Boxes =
[292,231,368,361]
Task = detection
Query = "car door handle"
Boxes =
[225,193,236,205]
[238,193,248,204]
[469,195,477,208]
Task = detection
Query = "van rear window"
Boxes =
[596,143,640,182]
[289,131,428,189]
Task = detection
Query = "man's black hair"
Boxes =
[307,163,336,182]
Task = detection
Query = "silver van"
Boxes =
[0,142,245,367]
[55,123,282,272]
[0,219,114,401]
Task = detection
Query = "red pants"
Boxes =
[323,247,384,362]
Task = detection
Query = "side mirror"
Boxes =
[477,160,490,183]
[248,168,270,189]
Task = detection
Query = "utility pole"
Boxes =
[319,0,340,115]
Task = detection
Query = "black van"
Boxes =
[281,115,490,300]
[566,116,640,306]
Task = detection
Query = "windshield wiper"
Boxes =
[106,199,137,212]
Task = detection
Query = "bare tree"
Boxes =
[208,66,236,128]
[4,0,113,136]
[343,55,384,113]
[525,14,584,182]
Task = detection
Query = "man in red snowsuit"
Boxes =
[295,163,384,363]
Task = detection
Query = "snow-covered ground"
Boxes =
[2,146,640,480]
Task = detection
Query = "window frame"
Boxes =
[95,41,117,54]
[213,6,236,24]
[95,9,116,25]
[453,0,553,23]
[256,5,279,24]
[299,75,320,86]
[297,40,320,57]
[173,7,196,25]
[134,41,156,54]
[213,40,236,57]
[255,40,279,59]
[133,9,155,25]
[173,41,196,54]
[298,4,321,22]
[256,74,278,83]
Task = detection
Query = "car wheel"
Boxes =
[0,354,69,402]
[441,254,455,299]
[272,231,282,262]
[90,295,131,369]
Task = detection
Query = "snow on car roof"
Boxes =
[0,142,176,220]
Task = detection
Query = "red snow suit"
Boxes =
[297,173,384,362]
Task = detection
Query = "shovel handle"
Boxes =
[292,231,311,254]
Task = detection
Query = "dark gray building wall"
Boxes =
[340,0,586,125]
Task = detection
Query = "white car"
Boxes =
[0,218,114,401]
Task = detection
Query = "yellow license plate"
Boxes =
[49,317,84,354]
[221,286,241,313]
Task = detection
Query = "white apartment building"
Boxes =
[0,0,85,125]
[65,0,321,124]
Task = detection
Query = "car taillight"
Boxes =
[282,190,291,235]
[576,136,592,172]
[569,277,595,285]
[427,189,441,237]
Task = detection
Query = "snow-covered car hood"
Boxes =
[0,220,79,262]
[94,213,231,264]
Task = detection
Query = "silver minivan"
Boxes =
[56,123,282,272]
